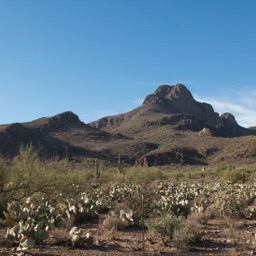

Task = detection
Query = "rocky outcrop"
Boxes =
[219,113,256,137]
[220,113,240,137]
[135,148,205,167]
[143,84,222,126]
[91,115,126,129]
[90,83,256,138]
[199,128,212,136]
[144,113,205,130]
[25,111,94,133]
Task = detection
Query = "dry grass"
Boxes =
[187,209,214,225]
[103,216,128,231]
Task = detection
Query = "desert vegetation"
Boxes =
[1,146,256,255]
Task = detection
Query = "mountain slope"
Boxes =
[0,84,256,167]
[89,84,256,166]
[0,111,156,163]
[90,84,256,137]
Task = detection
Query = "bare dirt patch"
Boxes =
[1,219,256,256]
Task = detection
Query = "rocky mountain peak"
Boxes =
[141,83,221,126]
[220,112,241,137]
[51,111,80,124]
[143,84,193,106]
[221,112,236,122]
[220,112,239,129]
[22,111,86,133]
[90,83,256,138]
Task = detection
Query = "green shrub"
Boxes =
[167,171,185,180]
[0,146,59,203]
[210,191,246,219]
[124,167,166,183]
[146,214,184,246]
[146,213,200,248]
[217,164,234,172]
[219,169,247,183]
[172,222,200,249]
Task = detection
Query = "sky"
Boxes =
[1,0,256,128]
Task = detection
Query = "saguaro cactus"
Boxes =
[118,151,122,174]
[95,158,100,181]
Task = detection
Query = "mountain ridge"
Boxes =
[89,84,255,137]
[1,84,256,166]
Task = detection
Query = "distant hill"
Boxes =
[1,84,256,167]
[0,111,156,164]
[0,112,101,159]
[90,84,256,137]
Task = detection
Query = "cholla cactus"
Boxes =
[210,191,246,219]
[108,208,134,222]
[191,197,210,213]
[103,208,136,231]
[69,226,83,246]
[243,206,256,220]
[69,226,93,247]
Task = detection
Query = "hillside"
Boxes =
[0,84,256,166]
[90,84,255,137]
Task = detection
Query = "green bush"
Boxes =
[0,146,58,203]
[217,164,234,172]
[210,191,246,219]
[146,213,200,248]
[219,169,247,183]
[167,171,185,180]
[172,222,200,249]
[122,167,166,183]
[146,214,184,246]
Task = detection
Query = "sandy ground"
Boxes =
[1,219,256,256]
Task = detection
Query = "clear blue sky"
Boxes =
[1,0,256,127]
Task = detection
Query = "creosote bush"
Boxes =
[146,214,184,246]
[210,191,246,219]
[146,213,200,248]
[110,167,166,184]
[172,221,201,249]
[219,169,247,182]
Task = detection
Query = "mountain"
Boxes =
[90,84,256,137]
[0,112,101,159]
[0,111,156,164]
[89,84,256,166]
[0,84,256,167]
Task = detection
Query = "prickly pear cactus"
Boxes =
[5,218,49,250]
[4,199,62,250]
